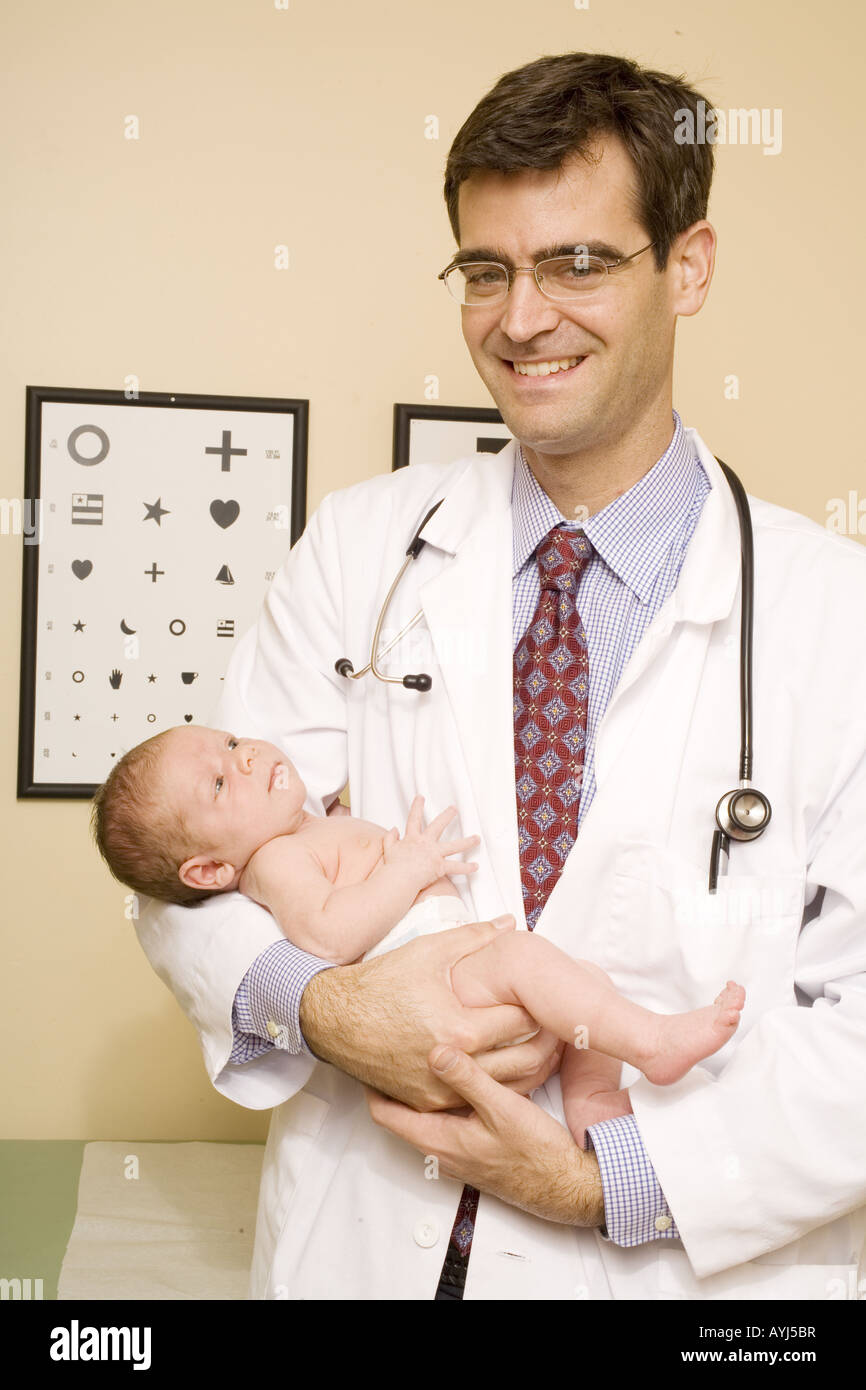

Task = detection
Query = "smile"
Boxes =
[510,356,585,377]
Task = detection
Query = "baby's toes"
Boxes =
[715,980,746,1013]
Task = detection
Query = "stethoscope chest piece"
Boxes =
[715,786,772,841]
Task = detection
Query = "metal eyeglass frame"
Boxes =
[438,241,657,304]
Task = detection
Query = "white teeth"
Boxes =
[513,357,581,376]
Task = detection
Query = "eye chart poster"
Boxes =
[18,387,308,798]
[392,402,512,470]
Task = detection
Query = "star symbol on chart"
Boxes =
[74,714,80,720]
[73,620,85,632]
[147,673,157,683]
[143,498,170,525]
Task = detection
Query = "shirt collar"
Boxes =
[511,410,706,602]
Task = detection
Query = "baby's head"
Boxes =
[90,724,307,906]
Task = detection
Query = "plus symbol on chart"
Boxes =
[205,430,247,472]
[145,563,164,582]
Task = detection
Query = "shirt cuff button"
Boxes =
[654,1214,673,1232]
[266,1020,280,1039]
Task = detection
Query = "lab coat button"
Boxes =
[654,1214,673,1232]
[413,1220,439,1248]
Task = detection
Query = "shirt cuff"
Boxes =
[230,938,336,1063]
[586,1113,680,1246]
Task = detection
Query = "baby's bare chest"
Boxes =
[297,816,387,886]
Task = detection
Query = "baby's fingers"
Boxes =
[426,804,458,838]
[405,795,425,834]
[441,834,481,856]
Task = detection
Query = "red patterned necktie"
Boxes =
[444,525,593,1265]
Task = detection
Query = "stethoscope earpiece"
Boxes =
[335,499,445,695]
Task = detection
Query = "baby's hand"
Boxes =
[383,795,480,889]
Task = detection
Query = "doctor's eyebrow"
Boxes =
[448,240,627,267]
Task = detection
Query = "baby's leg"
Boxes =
[560,1046,632,1149]
[450,932,745,1085]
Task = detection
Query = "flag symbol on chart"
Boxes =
[217,619,235,637]
[71,493,104,525]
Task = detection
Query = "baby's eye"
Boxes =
[216,736,239,794]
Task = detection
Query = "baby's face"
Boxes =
[158,725,306,881]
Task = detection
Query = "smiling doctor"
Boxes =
[137,52,866,1300]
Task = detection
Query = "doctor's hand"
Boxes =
[365,1046,604,1228]
[299,918,561,1110]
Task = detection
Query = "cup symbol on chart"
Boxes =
[181,672,199,684]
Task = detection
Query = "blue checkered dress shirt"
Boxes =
[231,410,710,1248]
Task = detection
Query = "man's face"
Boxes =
[158,725,306,882]
[454,136,678,459]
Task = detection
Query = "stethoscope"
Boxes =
[335,461,772,893]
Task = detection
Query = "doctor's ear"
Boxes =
[667,220,716,317]
[178,855,237,891]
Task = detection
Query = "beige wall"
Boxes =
[1,0,863,1139]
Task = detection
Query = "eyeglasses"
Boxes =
[438,242,656,306]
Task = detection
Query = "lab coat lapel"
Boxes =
[591,434,742,788]
[535,434,745,946]
[416,445,523,916]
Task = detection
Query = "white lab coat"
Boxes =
[136,430,866,1300]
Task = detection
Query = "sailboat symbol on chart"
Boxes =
[216,564,235,585]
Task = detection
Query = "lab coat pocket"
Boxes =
[608,842,805,1026]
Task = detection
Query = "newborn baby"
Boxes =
[92,723,746,1145]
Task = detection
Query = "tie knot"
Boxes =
[535,526,593,593]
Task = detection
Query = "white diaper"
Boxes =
[363,894,469,961]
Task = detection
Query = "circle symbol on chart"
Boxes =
[169,619,186,636]
[67,424,110,466]
[72,670,85,682]
[120,619,136,634]
[147,713,156,722]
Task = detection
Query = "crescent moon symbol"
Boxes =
[120,619,136,634]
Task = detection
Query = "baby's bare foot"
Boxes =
[641,981,746,1086]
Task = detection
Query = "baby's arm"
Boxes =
[239,798,479,965]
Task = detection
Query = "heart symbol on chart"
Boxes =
[210,500,239,529]
[71,560,93,579]
[184,714,193,723]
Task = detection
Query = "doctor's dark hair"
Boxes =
[90,729,218,909]
[443,52,715,271]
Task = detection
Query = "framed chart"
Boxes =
[17,386,308,798]
[392,402,512,470]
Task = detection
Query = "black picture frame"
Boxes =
[392,402,512,470]
[18,385,308,799]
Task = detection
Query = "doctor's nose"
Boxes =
[496,268,562,342]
